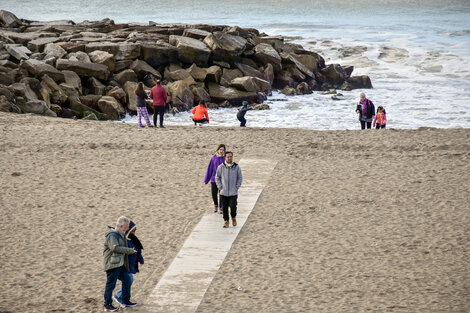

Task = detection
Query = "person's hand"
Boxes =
[134,249,138,254]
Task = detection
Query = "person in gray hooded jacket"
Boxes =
[215,151,243,228]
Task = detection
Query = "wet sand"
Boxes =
[0,111,468,312]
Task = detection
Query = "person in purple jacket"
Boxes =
[204,144,226,213]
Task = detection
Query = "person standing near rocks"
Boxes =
[215,151,243,228]
[204,144,226,213]
[237,101,252,127]
[103,216,138,311]
[135,82,153,128]
[192,101,210,125]
[355,92,375,129]
[149,79,168,128]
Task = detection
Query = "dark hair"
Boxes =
[134,82,144,95]
[217,144,226,151]
[199,100,206,107]
[377,106,386,114]
[225,151,233,156]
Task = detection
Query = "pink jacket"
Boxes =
[149,85,167,107]
[373,112,387,126]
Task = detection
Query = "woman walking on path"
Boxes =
[355,92,375,129]
[237,101,252,127]
[204,144,226,213]
[192,101,210,125]
[135,83,153,128]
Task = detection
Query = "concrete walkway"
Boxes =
[144,156,280,313]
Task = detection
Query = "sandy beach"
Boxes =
[0,111,468,313]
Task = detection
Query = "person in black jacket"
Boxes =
[355,92,375,129]
[237,101,252,127]
[135,82,153,128]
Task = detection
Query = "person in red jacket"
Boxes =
[192,101,210,126]
[149,80,168,128]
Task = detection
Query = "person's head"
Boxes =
[127,220,137,236]
[217,144,226,155]
[116,216,130,232]
[242,101,248,107]
[225,151,233,163]
[199,100,206,107]
[359,92,366,100]
[377,106,384,113]
[155,79,161,85]
[135,82,144,95]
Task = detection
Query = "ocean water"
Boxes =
[3,0,470,129]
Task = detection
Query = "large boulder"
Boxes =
[191,86,211,104]
[291,53,322,73]
[27,37,61,52]
[166,80,194,111]
[18,99,56,116]
[5,44,31,61]
[230,76,270,94]
[169,35,211,66]
[130,59,161,80]
[207,82,261,105]
[86,77,106,95]
[123,81,139,112]
[67,51,91,63]
[203,32,247,61]
[253,36,284,52]
[40,74,67,105]
[85,42,141,60]
[106,86,127,104]
[205,65,222,83]
[164,67,192,82]
[183,29,211,40]
[62,70,82,93]
[140,43,178,68]
[44,43,67,59]
[254,43,281,71]
[347,75,373,89]
[186,63,208,81]
[235,62,264,79]
[320,64,345,87]
[280,53,314,78]
[88,50,115,71]
[263,63,275,87]
[114,69,137,86]
[21,59,65,83]
[56,59,109,80]
[220,68,243,87]
[0,10,22,28]
[0,95,21,113]
[97,96,125,120]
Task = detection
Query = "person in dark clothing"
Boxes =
[237,101,252,127]
[135,83,153,128]
[355,92,375,129]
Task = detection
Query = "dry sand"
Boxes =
[0,111,468,313]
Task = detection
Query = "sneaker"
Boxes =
[113,295,124,307]
[223,220,229,228]
[219,208,223,214]
[232,218,237,227]
[104,303,118,311]
[122,301,138,307]
[214,206,218,213]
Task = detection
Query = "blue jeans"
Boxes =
[115,273,134,301]
[104,266,131,305]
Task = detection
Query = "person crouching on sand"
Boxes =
[192,100,210,126]
[204,144,226,213]
[103,216,138,311]
[135,82,153,128]
[373,106,387,129]
[113,220,144,309]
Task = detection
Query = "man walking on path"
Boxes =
[149,80,168,128]
[103,216,138,311]
[215,151,243,228]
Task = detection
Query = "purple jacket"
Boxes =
[204,154,225,184]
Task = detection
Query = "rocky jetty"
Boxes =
[0,10,372,120]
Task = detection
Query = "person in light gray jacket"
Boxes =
[215,151,243,228]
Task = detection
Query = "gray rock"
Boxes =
[21,59,65,82]
[254,43,281,71]
[0,95,21,113]
[68,51,92,63]
[130,59,161,80]
[114,69,137,86]
[203,32,247,61]
[347,75,373,89]
[85,42,141,60]
[82,112,98,120]
[86,77,106,95]
[169,35,211,67]
[0,10,22,28]
[62,70,82,92]
[140,43,178,68]
[19,100,57,116]
[97,95,125,120]
[230,76,270,94]
[166,80,194,111]
[182,29,211,40]
[107,86,126,104]
[56,59,110,80]
[220,68,243,87]
[235,62,264,79]
[123,81,139,112]
[27,37,61,52]
[5,44,31,61]
[88,50,114,70]
[207,82,260,105]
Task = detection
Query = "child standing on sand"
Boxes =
[373,106,387,129]
[113,220,144,308]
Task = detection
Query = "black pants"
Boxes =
[220,195,237,221]
[376,124,386,129]
[360,120,372,129]
[211,182,220,207]
[193,118,209,125]
[237,116,246,127]
[153,106,165,127]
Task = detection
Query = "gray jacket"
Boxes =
[103,228,135,272]
[215,162,242,196]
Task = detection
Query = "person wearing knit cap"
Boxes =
[113,220,144,309]
[237,101,252,127]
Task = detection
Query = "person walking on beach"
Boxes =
[135,82,153,128]
[204,144,226,213]
[355,92,375,129]
[192,100,210,126]
[215,151,243,228]
[373,106,387,129]
[237,101,252,127]
[149,79,168,128]
[103,216,138,311]
[113,220,144,308]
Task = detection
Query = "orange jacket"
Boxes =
[192,105,209,121]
